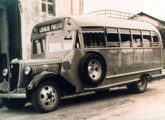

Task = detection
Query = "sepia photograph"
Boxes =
[0,0,165,120]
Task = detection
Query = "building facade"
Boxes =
[131,12,165,29]
[0,0,21,73]
[0,0,84,73]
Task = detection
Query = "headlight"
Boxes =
[2,69,8,77]
[24,66,32,75]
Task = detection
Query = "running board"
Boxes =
[84,79,139,91]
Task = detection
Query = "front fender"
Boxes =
[0,77,8,92]
[27,71,57,90]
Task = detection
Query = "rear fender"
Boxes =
[27,71,57,90]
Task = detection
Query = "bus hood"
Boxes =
[11,51,71,66]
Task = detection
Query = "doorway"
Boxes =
[0,9,8,77]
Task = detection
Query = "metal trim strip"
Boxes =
[106,68,162,79]
[84,79,139,91]
[152,74,164,78]
[0,93,26,99]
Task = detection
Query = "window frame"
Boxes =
[81,26,161,49]
[142,30,152,47]
[81,27,106,48]
[152,31,160,47]
[106,27,120,47]
[41,0,55,16]
[131,30,143,48]
[119,28,132,48]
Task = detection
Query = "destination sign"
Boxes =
[38,22,63,33]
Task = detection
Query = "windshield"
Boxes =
[32,32,74,54]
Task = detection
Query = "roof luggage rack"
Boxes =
[88,9,135,19]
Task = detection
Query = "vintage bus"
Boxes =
[0,16,163,112]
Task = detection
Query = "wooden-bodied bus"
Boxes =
[0,16,163,112]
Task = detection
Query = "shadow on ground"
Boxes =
[0,87,154,114]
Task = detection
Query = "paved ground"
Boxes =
[0,79,165,120]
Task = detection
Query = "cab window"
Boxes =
[33,38,46,54]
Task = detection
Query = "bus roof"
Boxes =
[34,15,159,33]
[71,15,158,32]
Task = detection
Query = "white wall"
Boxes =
[132,15,160,27]
[19,0,84,59]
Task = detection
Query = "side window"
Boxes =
[132,30,143,47]
[142,31,151,47]
[106,28,119,47]
[120,29,131,47]
[152,32,159,47]
[83,33,105,48]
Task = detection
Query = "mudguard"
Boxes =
[27,71,57,90]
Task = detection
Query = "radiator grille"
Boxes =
[10,64,19,91]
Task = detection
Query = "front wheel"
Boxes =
[127,76,148,93]
[31,81,60,113]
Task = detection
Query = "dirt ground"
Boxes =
[0,79,165,120]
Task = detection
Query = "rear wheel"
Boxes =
[127,76,148,93]
[31,81,60,113]
[2,98,26,109]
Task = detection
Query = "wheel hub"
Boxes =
[88,59,102,81]
[40,86,56,106]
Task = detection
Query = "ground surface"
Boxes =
[0,79,165,120]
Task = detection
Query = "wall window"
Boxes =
[106,28,119,47]
[41,0,55,15]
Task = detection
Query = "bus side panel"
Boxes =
[152,48,161,68]
[144,48,154,69]
[107,49,122,76]
[134,48,144,71]
[105,48,134,84]
[121,49,134,73]
[104,69,161,85]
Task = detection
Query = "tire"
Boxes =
[31,81,60,113]
[80,53,106,87]
[2,98,26,109]
[127,76,148,93]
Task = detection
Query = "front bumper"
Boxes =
[0,93,26,99]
